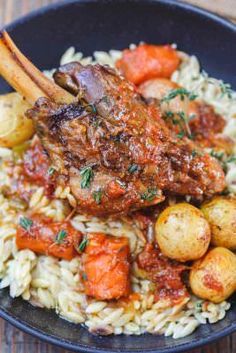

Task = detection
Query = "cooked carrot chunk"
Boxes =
[16,215,82,260]
[83,233,130,300]
[116,44,180,85]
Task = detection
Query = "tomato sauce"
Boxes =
[22,139,55,196]
[137,243,188,303]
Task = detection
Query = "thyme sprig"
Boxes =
[55,230,67,244]
[80,166,94,189]
[161,88,198,103]
[19,217,33,232]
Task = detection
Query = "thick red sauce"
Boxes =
[203,274,223,292]
[22,140,55,195]
[137,243,188,303]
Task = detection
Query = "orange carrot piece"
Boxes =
[116,44,180,85]
[16,215,82,260]
[83,233,130,300]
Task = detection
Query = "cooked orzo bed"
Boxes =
[0,44,235,338]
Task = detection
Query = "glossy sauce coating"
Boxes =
[27,63,226,216]
[16,215,82,260]
[22,139,55,195]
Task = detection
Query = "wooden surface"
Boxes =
[0,0,235,352]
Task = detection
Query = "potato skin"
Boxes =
[201,197,236,250]
[155,203,211,262]
[190,247,236,303]
[0,92,34,147]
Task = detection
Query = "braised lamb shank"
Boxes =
[0,31,226,216]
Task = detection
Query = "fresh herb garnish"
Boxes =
[210,150,224,161]
[85,103,97,114]
[164,111,174,119]
[78,236,88,252]
[195,301,202,312]
[55,230,67,244]
[176,111,192,138]
[191,150,198,158]
[19,217,33,232]
[164,110,192,139]
[48,166,56,176]
[161,88,198,103]
[176,131,185,139]
[80,166,94,189]
[93,189,102,204]
[226,155,236,163]
[128,164,139,174]
[141,188,158,202]
[219,82,233,99]
[82,272,88,281]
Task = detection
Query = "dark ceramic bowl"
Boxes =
[0,1,236,352]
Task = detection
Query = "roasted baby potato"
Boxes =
[190,247,236,303]
[201,197,236,250]
[0,92,34,147]
[155,203,211,262]
[139,78,190,116]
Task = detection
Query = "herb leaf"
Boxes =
[77,236,88,252]
[128,164,139,174]
[219,82,233,99]
[141,188,158,202]
[48,166,56,176]
[93,189,102,204]
[226,155,236,163]
[80,166,94,189]
[210,150,224,161]
[161,88,198,103]
[19,217,33,232]
[55,230,67,244]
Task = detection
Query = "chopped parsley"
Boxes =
[85,103,97,114]
[176,131,185,139]
[82,272,88,281]
[165,111,174,119]
[164,110,192,139]
[161,88,198,103]
[219,82,233,99]
[77,236,89,252]
[141,188,158,202]
[128,164,139,174]
[19,217,33,232]
[80,166,94,189]
[55,230,67,244]
[176,111,192,138]
[191,150,198,158]
[226,155,236,163]
[195,301,202,312]
[47,166,56,176]
[93,189,102,204]
[210,150,224,161]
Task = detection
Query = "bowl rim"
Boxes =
[0,0,236,352]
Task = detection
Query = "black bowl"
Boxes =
[0,1,236,352]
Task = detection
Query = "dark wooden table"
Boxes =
[0,0,235,352]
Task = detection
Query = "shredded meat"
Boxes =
[26,63,225,216]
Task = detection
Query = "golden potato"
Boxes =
[190,247,236,303]
[0,92,34,147]
[139,78,190,116]
[201,197,236,250]
[155,203,211,262]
